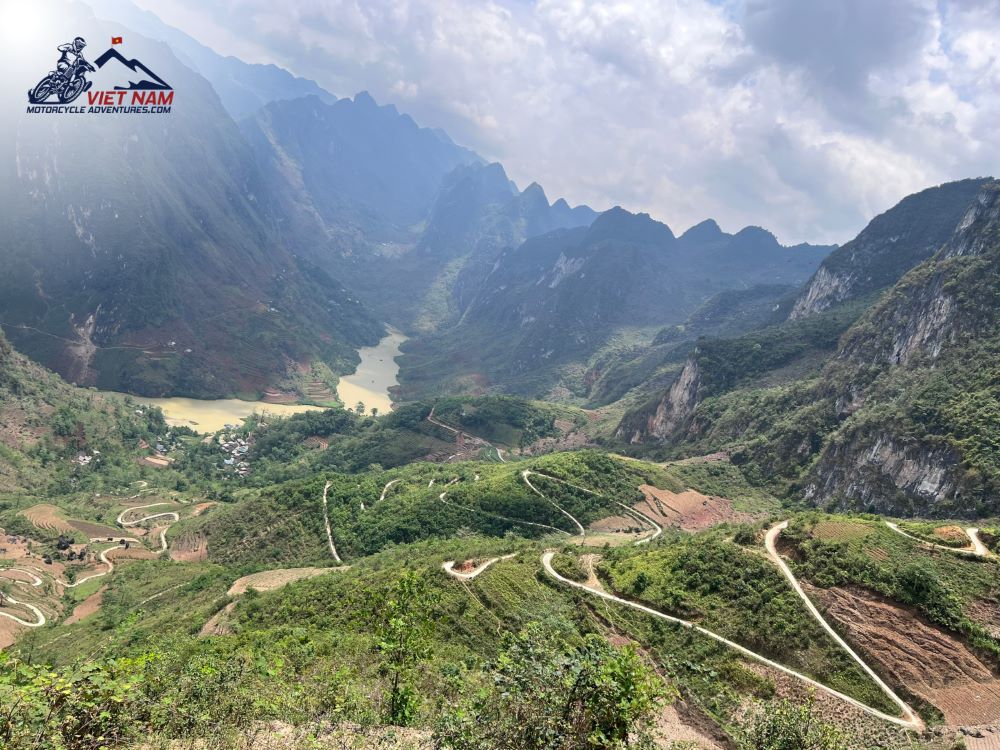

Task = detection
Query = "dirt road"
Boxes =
[542,550,922,730]
[439,491,569,535]
[521,470,586,537]
[885,521,987,557]
[0,592,45,627]
[117,503,181,552]
[321,481,343,564]
[442,554,517,580]
[765,521,924,731]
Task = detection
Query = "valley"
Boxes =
[1,2,999,749]
[336,328,407,415]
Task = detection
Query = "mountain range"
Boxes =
[620,177,1000,517]
[5,2,1000,746]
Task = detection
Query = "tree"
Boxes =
[355,401,366,415]
[738,695,846,750]
[374,571,436,726]
[435,626,665,749]
[370,407,379,417]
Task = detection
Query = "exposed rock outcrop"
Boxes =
[789,178,986,320]
[804,432,961,517]
[619,357,700,443]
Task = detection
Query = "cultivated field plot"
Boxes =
[813,584,1000,725]
[227,567,335,596]
[635,484,750,531]
[811,520,875,543]
[105,546,158,562]
[67,519,122,539]
[170,532,208,562]
[20,504,74,533]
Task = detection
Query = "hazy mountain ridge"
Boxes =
[86,0,338,118]
[621,181,1000,517]
[397,207,832,401]
[0,1,382,398]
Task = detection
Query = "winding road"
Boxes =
[521,470,586,537]
[442,554,517,580]
[765,521,923,730]
[55,542,130,588]
[117,503,181,552]
[884,521,989,557]
[0,591,46,627]
[321,481,343,564]
[520,471,662,545]
[542,547,923,731]
[439,491,569,535]
[427,407,507,462]
[1,568,43,587]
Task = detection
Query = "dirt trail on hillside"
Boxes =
[884,521,987,557]
[321,481,343,563]
[442,554,516,581]
[542,550,921,729]
[637,485,749,531]
[765,522,923,730]
[812,584,1000,726]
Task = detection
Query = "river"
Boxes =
[129,396,325,434]
[111,329,407,433]
[336,328,407,415]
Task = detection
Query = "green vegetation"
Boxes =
[435,627,664,750]
[785,515,1000,659]
[738,695,846,750]
[599,533,895,713]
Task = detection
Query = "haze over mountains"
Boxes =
[0,0,996,521]
[0,0,821,402]
[5,3,1000,748]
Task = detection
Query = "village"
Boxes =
[216,425,253,477]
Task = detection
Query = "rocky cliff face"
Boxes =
[619,181,1000,518]
[619,357,700,443]
[789,178,986,320]
[803,432,961,516]
[802,183,1000,516]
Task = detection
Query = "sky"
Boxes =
[125,0,1000,245]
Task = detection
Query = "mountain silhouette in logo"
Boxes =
[94,48,171,90]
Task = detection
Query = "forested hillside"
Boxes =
[621,181,1000,518]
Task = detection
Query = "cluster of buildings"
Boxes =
[218,427,252,476]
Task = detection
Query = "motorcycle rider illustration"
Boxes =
[29,36,96,104]
[56,37,89,74]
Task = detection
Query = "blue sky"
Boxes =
[124,0,1000,244]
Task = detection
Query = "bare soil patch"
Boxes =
[170,532,208,562]
[261,388,299,405]
[742,662,958,750]
[933,525,969,545]
[655,700,729,750]
[0,617,23,650]
[21,504,74,533]
[967,599,1000,640]
[200,601,236,636]
[636,485,749,531]
[671,451,730,465]
[227,567,333,596]
[65,588,104,625]
[812,584,1000,726]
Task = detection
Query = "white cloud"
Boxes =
[127,0,1000,245]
